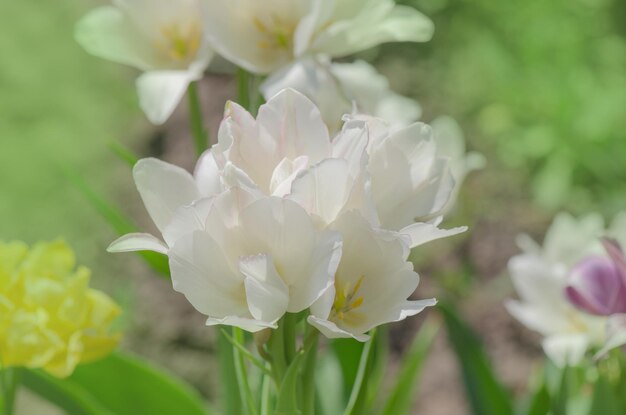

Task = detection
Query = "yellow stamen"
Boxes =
[332,275,366,321]
[155,21,201,63]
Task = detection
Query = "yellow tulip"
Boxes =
[0,240,121,378]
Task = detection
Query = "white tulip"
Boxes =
[506,212,626,366]
[308,211,436,341]
[201,0,433,74]
[75,0,213,124]
[170,188,342,331]
[261,56,421,133]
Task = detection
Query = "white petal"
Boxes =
[239,197,342,313]
[107,232,168,254]
[240,254,289,323]
[400,221,467,248]
[169,231,247,318]
[136,70,195,124]
[257,89,331,164]
[75,6,153,70]
[133,158,200,232]
[307,316,370,342]
[162,198,214,247]
[205,316,277,332]
[313,3,434,57]
[595,314,626,358]
[270,156,309,197]
[202,1,291,74]
[542,334,590,367]
[194,150,223,197]
[288,158,352,224]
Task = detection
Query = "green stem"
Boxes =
[260,370,272,415]
[217,330,243,415]
[187,81,208,156]
[283,313,297,365]
[269,322,287,383]
[301,327,320,415]
[343,330,376,415]
[237,68,251,111]
[233,328,258,415]
[1,368,20,415]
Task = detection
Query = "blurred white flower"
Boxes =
[261,56,421,133]
[201,0,433,74]
[506,212,626,366]
[308,211,436,341]
[75,0,213,124]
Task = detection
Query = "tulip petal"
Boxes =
[136,70,195,124]
[75,6,152,71]
[133,158,201,233]
[194,150,223,198]
[257,89,331,165]
[205,316,277,332]
[162,198,214,247]
[169,231,248,319]
[541,334,589,367]
[107,233,168,254]
[400,221,467,248]
[307,316,370,342]
[595,314,626,358]
[241,254,289,323]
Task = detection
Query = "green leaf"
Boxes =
[275,351,305,415]
[380,318,439,415]
[71,352,210,415]
[331,338,364,402]
[23,352,211,415]
[439,302,514,415]
[316,353,345,415]
[21,369,114,415]
[522,381,551,415]
[588,375,621,415]
[343,331,377,415]
[108,141,139,167]
[217,330,244,415]
[62,166,170,277]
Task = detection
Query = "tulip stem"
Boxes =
[237,68,251,112]
[343,330,376,415]
[301,326,320,415]
[269,321,288,383]
[232,327,258,415]
[1,368,20,415]
[283,313,298,365]
[187,81,208,156]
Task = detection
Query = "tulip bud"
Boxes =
[565,254,626,316]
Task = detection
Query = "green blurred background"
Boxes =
[1,0,625,412]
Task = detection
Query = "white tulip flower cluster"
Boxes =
[109,89,467,341]
[507,212,626,366]
[76,0,433,125]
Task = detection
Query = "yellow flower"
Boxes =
[0,240,121,378]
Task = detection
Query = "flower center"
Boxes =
[332,275,365,321]
[253,16,295,51]
[156,22,201,62]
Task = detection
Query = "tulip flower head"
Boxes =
[76,0,213,124]
[506,213,626,366]
[0,240,121,377]
[202,0,434,74]
[261,56,422,133]
[565,239,626,316]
